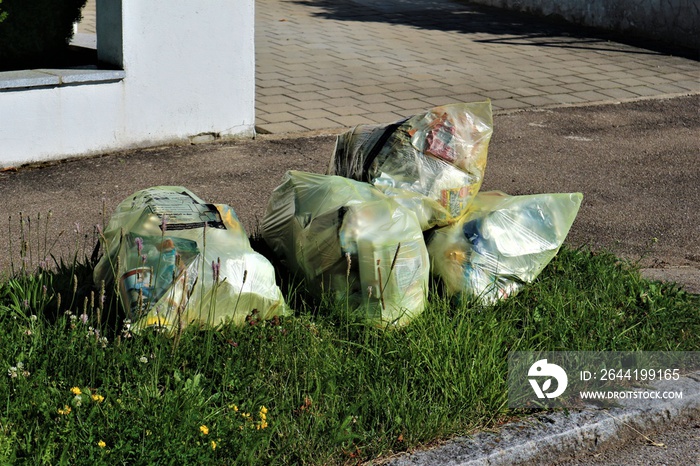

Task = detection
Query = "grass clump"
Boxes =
[0,214,698,466]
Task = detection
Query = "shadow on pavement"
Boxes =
[294,0,698,60]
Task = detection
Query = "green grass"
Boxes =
[0,239,698,464]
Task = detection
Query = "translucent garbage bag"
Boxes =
[328,101,493,227]
[93,186,290,333]
[428,191,583,303]
[261,171,429,326]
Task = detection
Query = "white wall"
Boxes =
[0,0,256,168]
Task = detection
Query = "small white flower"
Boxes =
[139,356,148,364]
[16,362,24,370]
[8,367,17,378]
[30,315,37,322]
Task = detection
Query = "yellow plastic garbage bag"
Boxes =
[261,171,429,327]
[328,101,493,228]
[93,186,290,333]
[428,191,583,303]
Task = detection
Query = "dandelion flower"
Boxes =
[71,387,82,395]
[200,425,209,435]
[58,405,71,415]
[210,440,217,450]
[256,420,269,430]
[98,440,106,448]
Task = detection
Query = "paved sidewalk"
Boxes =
[77,0,96,34]
[254,0,699,133]
[77,0,699,134]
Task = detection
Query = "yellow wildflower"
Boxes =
[211,440,217,450]
[98,440,106,448]
[57,405,71,415]
[70,387,82,396]
[199,425,209,435]
[92,394,105,403]
[259,406,268,415]
[256,418,269,430]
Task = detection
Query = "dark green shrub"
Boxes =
[0,0,88,71]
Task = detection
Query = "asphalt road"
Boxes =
[548,415,700,466]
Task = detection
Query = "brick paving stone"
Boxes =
[289,109,338,120]
[484,90,521,100]
[545,94,588,104]
[297,118,341,131]
[257,94,300,105]
[392,99,434,111]
[257,87,289,96]
[328,106,365,116]
[613,77,654,87]
[535,85,574,95]
[517,95,560,106]
[329,115,373,127]
[571,90,618,101]
[491,98,530,110]
[626,85,671,97]
[564,82,601,92]
[323,97,364,107]
[318,88,358,99]
[364,112,408,124]
[255,121,307,134]
[289,100,329,110]
[648,83,694,94]
[667,80,700,92]
[354,93,395,104]
[596,88,641,100]
[417,96,463,107]
[590,80,625,90]
[260,112,299,124]
[262,103,304,114]
[510,87,546,98]
[555,75,590,84]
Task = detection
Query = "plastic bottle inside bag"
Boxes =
[155,239,178,296]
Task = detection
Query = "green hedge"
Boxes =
[0,0,88,71]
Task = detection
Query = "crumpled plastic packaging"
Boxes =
[427,191,583,303]
[93,186,290,333]
[261,171,429,326]
[328,101,493,228]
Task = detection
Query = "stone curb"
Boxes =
[386,371,700,466]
